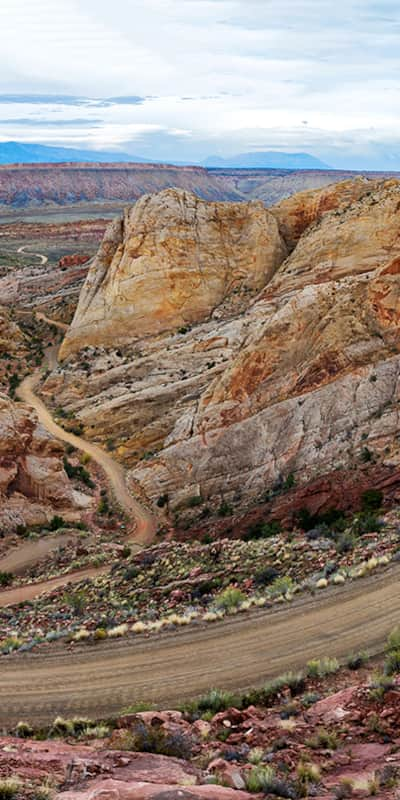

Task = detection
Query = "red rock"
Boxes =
[307,686,360,723]
[59,254,91,268]
[58,779,254,799]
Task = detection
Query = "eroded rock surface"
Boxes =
[0,393,85,530]
[59,188,286,358]
[54,179,400,516]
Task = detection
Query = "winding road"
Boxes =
[1,564,400,726]
[17,245,48,266]
[16,353,156,549]
[0,318,157,607]
[1,305,399,727]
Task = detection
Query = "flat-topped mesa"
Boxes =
[59,188,286,359]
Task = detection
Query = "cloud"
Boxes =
[0,0,399,168]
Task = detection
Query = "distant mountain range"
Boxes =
[203,151,330,169]
[0,141,147,165]
[0,141,330,170]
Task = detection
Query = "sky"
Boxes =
[0,0,399,168]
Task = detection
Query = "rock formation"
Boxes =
[0,393,85,530]
[59,188,286,358]
[55,178,400,516]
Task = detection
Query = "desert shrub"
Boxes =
[268,575,294,597]
[245,766,277,793]
[306,657,340,679]
[50,715,74,737]
[296,506,347,533]
[384,649,400,676]
[244,672,305,707]
[63,590,87,616]
[215,586,246,610]
[361,489,383,511]
[244,518,282,541]
[93,628,107,641]
[63,457,95,488]
[185,688,237,715]
[296,761,321,791]
[186,495,203,508]
[255,566,280,586]
[121,721,193,759]
[301,691,321,708]
[386,626,400,652]
[47,515,67,531]
[306,727,338,750]
[332,778,354,798]
[367,672,396,701]
[217,501,232,517]
[15,720,34,738]
[248,746,264,764]
[361,446,373,462]
[0,571,13,587]
[335,531,357,553]
[0,778,21,800]
[346,651,369,670]
[351,511,382,535]
[97,496,109,514]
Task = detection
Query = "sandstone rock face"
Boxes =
[59,189,286,358]
[271,176,388,250]
[55,179,400,516]
[128,179,400,509]
[0,393,83,530]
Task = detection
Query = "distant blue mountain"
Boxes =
[203,151,330,170]
[0,141,151,165]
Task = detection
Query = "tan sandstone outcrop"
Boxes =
[0,394,85,530]
[128,179,400,508]
[55,179,400,514]
[59,188,286,358]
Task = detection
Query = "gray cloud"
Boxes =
[0,1,399,168]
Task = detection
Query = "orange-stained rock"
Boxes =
[59,188,286,358]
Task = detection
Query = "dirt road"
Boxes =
[17,245,48,266]
[0,564,399,726]
[17,368,156,547]
[1,342,157,607]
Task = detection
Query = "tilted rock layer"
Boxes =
[56,178,400,513]
[59,189,286,358]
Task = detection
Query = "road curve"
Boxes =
[1,564,399,726]
[17,245,48,266]
[17,366,156,548]
[2,340,157,606]
[35,311,68,332]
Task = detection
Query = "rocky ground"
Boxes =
[0,499,397,654]
[1,651,400,799]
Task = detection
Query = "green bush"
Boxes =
[215,586,246,610]
[306,657,340,679]
[244,518,282,541]
[346,651,369,670]
[361,489,383,511]
[0,571,13,587]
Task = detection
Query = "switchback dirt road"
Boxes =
[1,564,399,726]
[17,365,156,548]
[1,340,157,607]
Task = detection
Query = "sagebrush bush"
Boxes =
[306,657,340,679]
[215,586,246,610]
[0,778,21,800]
